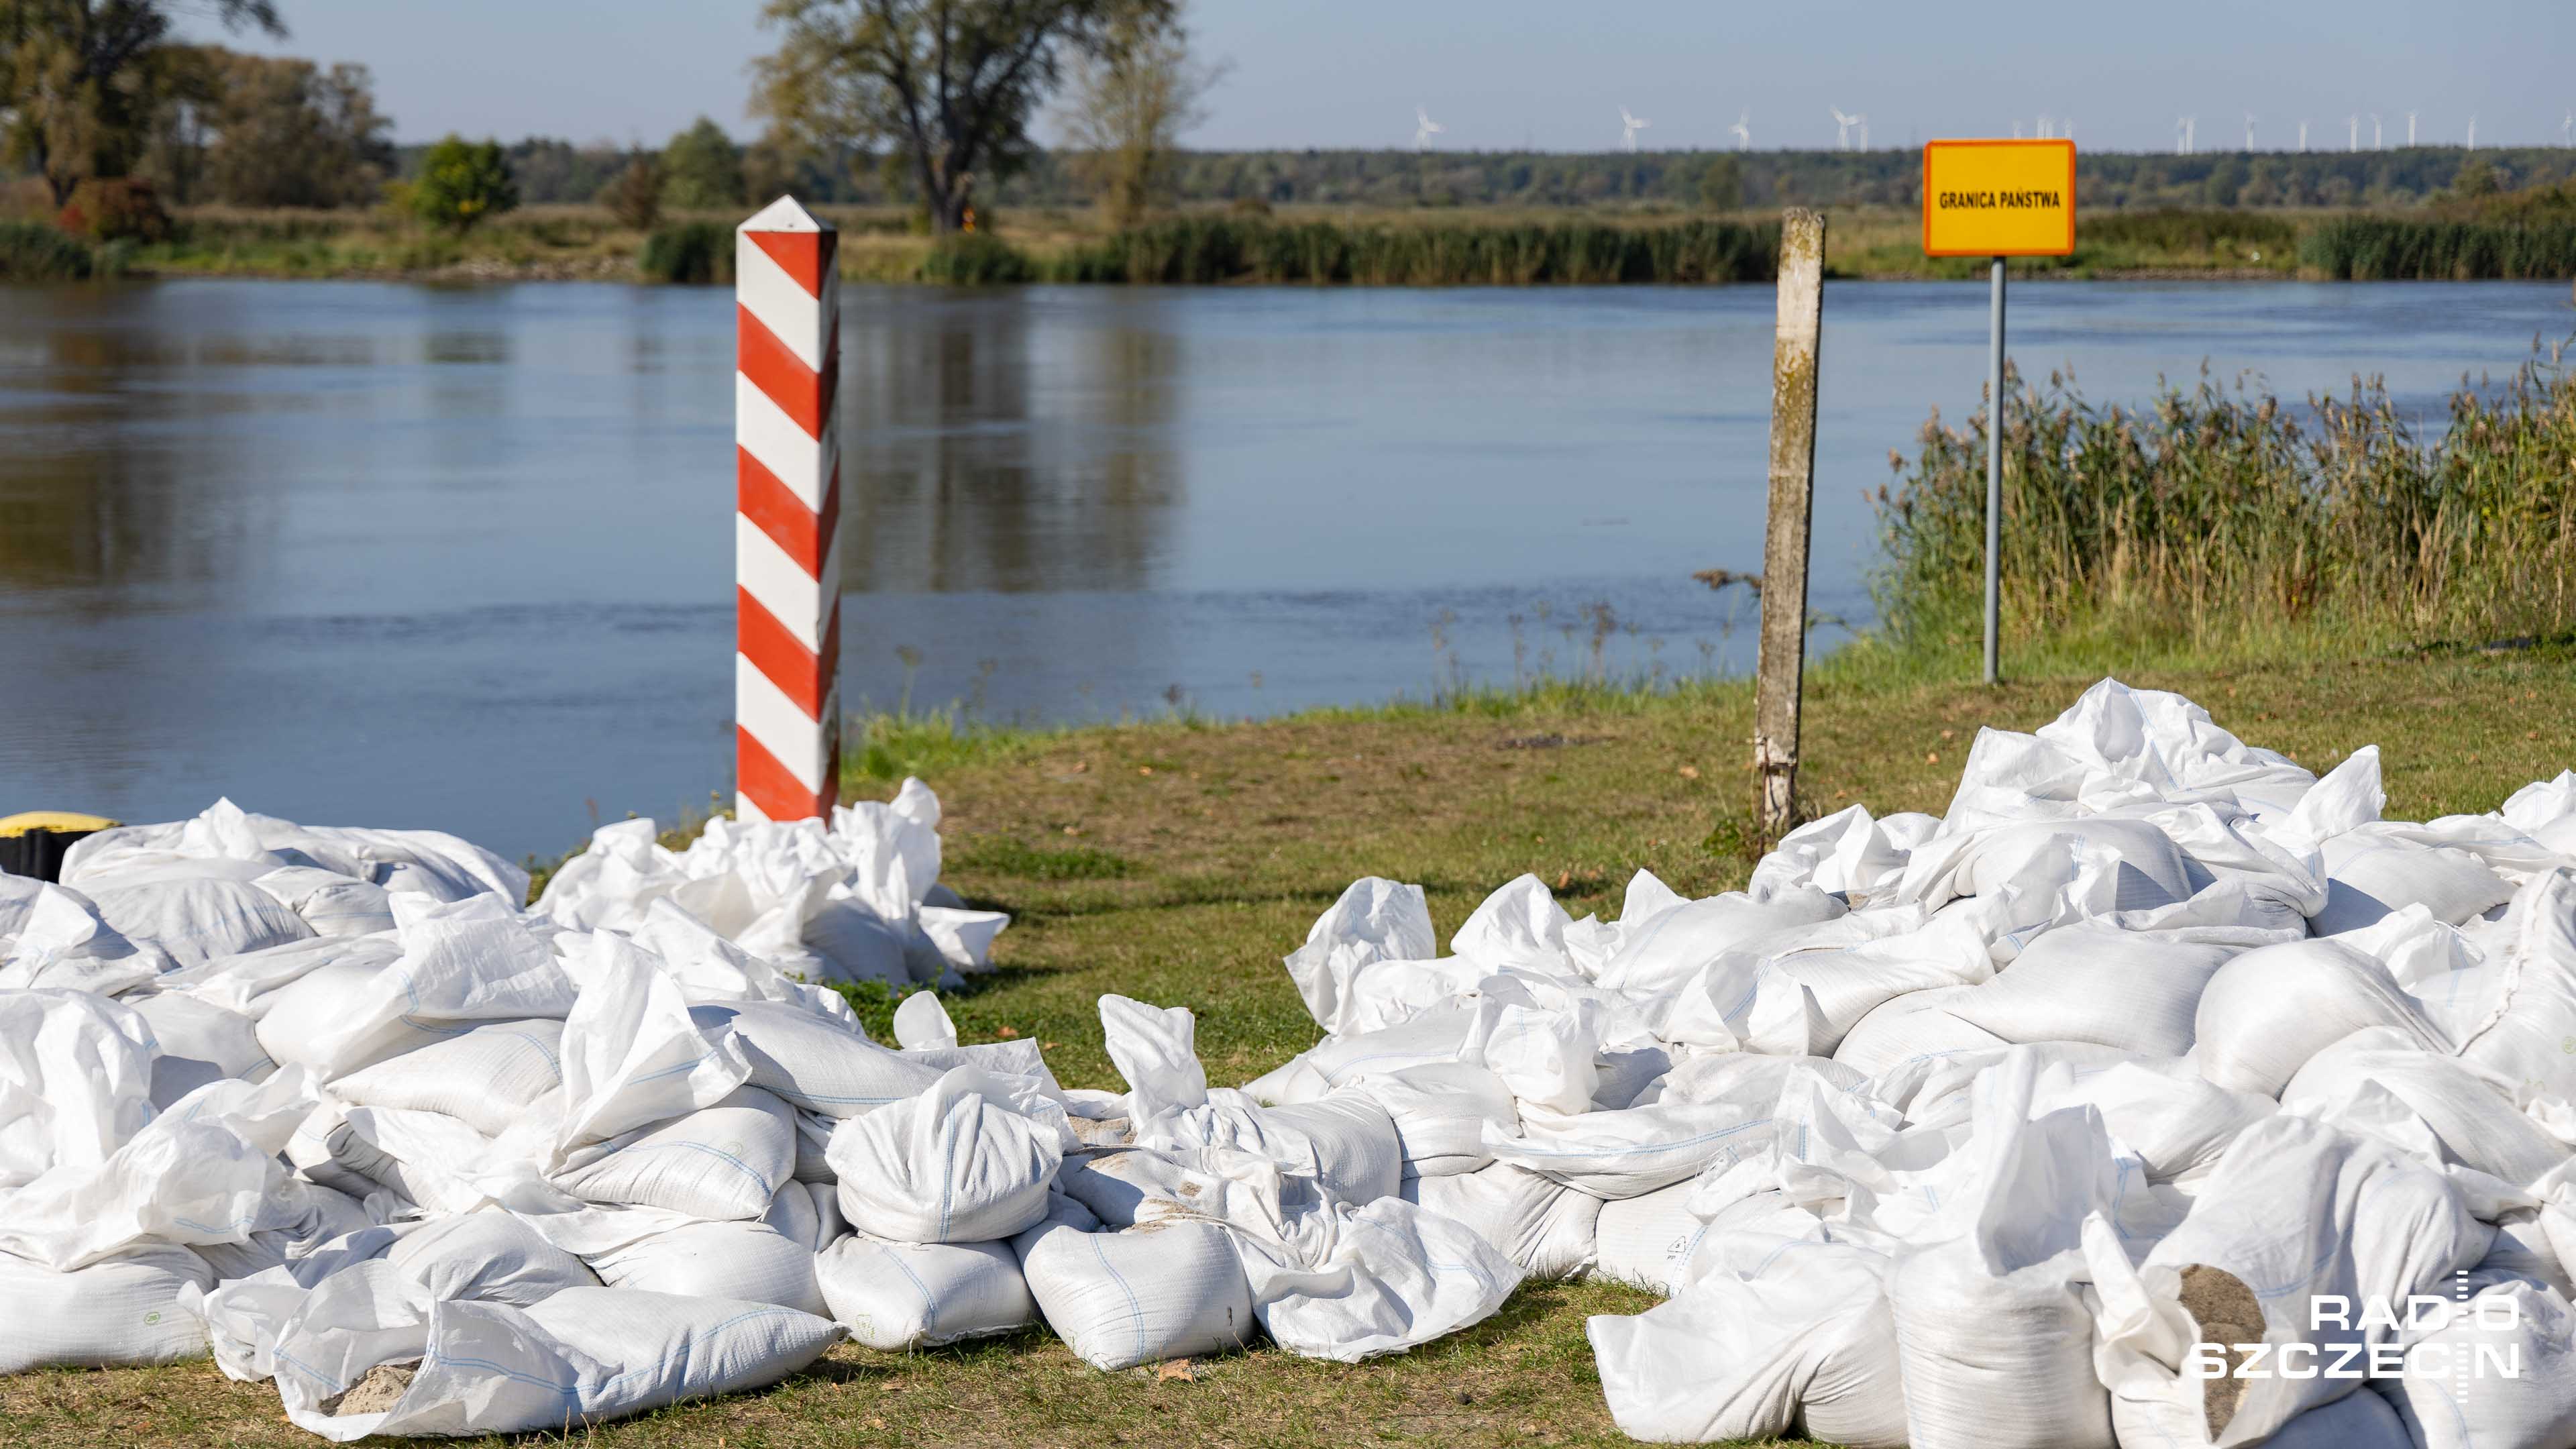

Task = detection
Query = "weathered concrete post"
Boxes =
[1754,209,1825,839]
[735,197,843,822]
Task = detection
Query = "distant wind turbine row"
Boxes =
[1405,106,2568,153]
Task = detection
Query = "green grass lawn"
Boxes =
[10,647,2576,1447]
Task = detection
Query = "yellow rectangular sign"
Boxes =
[1921,139,2076,257]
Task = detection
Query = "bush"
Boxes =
[918,233,1035,284]
[639,221,731,284]
[56,178,170,243]
[0,221,95,280]
[600,155,664,231]
[411,136,519,231]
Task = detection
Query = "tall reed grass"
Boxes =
[2300,217,2576,280]
[1872,347,2576,669]
[1046,216,1778,285]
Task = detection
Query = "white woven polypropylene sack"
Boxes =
[254,893,575,1080]
[1831,985,2010,1079]
[1013,1197,1254,1371]
[1343,1061,1516,1179]
[586,1216,824,1315]
[815,1233,1036,1350]
[555,1087,800,1222]
[1589,1234,1905,1447]
[1283,876,1437,1034]
[2380,1277,2576,1449]
[127,989,274,1108]
[1136,1091,1402,1208]
[1241,1195,1523,1362]
[2312,828,2518,936]
[1100,993,1210,1120]
[1945,924,2244,1056]
[1403,1162,1603,1281]
[1591,1181,1709,1293]
[693,998,942,1118]
[84,875,314,970]
[384,1211,598,1308]
[276,1283,843,1442]
[2193,936,2451,1096]
[331,1019,565,1138]
[2453,870,2576,1102]
[0,1243,215,1372]
[828,1067,1061,1243]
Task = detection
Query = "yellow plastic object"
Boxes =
[0,810,121,838]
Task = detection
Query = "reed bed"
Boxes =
[1872,347,2576,669]
[2299,217,2576,280]
[1044,216,1778,285]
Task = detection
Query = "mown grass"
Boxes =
[17,647,2576,1446]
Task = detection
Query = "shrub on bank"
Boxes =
[639,221,732,284]
[918,233,1036,284]
[0,221,99,280]
[1051,216,1778,285]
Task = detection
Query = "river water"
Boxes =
[2,278,2567,859]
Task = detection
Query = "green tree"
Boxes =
[1053,4,1224,229]
[0,0,283,205]
[659,115,742,211]
[598,150,663,229]
[170,48,390,207]
[1697,153,1741,211]
[753,0,1166,233]
[411,133,516,231]
[2455,156,2499,199]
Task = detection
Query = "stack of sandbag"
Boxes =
[22,682,2576,1448]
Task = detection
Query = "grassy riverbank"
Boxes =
[4,199,2569,284]
[16,647,2576,1448]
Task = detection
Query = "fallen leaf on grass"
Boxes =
[1156,1359,1195,1383]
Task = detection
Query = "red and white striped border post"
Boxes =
[735,197,841,823]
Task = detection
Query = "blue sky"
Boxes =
[186,1,2576,153]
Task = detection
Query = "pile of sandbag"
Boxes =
[0,780,1525,1437]
[17,679,2576,1448]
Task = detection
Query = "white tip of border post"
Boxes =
[739,195,825,234]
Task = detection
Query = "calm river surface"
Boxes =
[3,278,2568,859]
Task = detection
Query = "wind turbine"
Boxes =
[2037,114,2053,139]
[2563,111,2573,146]
[1829,107,1858,150]
[1619,107,1651,152]
[2245,113,2258,151]
[2467,114,2477,150]
[1730,109,1751,150]
[2298,119,2310,152]
[1854,114,1870,150]
[2407,111,2419,147]
[2370,113,2383,150]
[2347,114,2359,152]
[1413,105,1445,152]
[2175,115,2195,155]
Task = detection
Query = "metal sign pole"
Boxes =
[1984,255,2005,686]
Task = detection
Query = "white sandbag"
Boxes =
[694,996,941,1118]
[1750,803,1932,904]
[916,904,1010,974]
[1283,876,1437,1034]
[1403,1162,1603,1281]
[1101,993,1210,1119]
[2381,1277,2576,1449]
[252,865,397,938]
[586,1214,824,1315]
[254,892,575,1079]
[1450,873,1576,974]
[196,1179,375,1281]
[331,1019,564,1138]
[385,1211,598,1307]
[0,879,168,995]
[1239,1195,1523,1362]
[1589,1234,1906,1447]
[555,1086,798,1222]
[0,989,160,1186]
[1136,1091,1402,1208]
[1831,985,2010,1078]
[2282,1027,2572,1188]
[892,989,959,1049]
[2083,1113,2493,1448]
[1595,885,1849,995]
[1298,1008,1475,1089]
[2314,828,2517,936]
[126,989,274,1108]
[2453,869,2576,1102]
[553,933,752,1153]
[84,875,314,969]
[1591,1181,1711,1293]
[276,1283,843,1441]
[0,1243,215,1371]
[1343,1060,1517,1178]
[1890,1053,2125,1449]
[1947,923,2243,1055]
[2029,1053,2275,1183]
[828,1067,1061,1242]
[181,932,396,1018]
[1486,1053,1856,1199]
[816,1233,1037,1350]
[1464,989,1604,1114]
[1012,1197,1254,1371]
[2192,936,2450,1097]
[799,894,914,985]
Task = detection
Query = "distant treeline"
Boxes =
[425,141,2576,213]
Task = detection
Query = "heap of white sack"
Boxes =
[12,680,2576,1448]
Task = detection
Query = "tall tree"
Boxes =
[659,115,743,211]
[0,0,283,205]
[1053,3,1222,229]
[753,0,1165,233]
